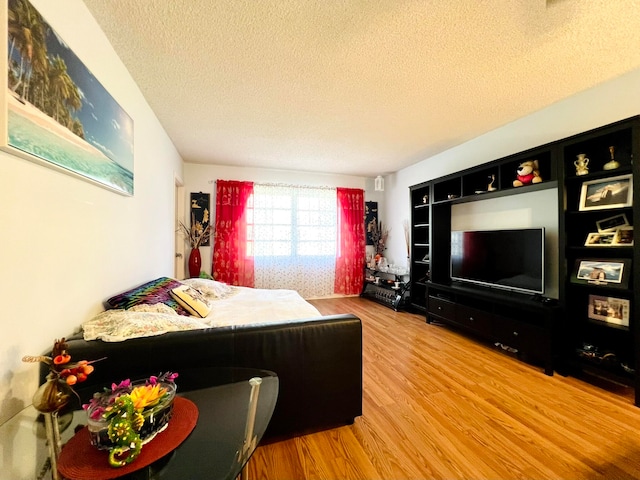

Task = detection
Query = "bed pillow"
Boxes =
[170,285,212,318]
[181,278,235,299]
[106,277,190,316]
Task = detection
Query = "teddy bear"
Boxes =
[513,160,542,187]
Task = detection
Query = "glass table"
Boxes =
[0,368,278,480]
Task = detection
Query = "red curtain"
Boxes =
[335,188,365,295]
[213,180,255,287]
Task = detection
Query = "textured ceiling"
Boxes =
[82,0,640,176]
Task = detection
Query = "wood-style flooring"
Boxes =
[247,296,640,480]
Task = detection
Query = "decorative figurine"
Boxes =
[603,146,620,171]
[574,154,589,176]
[487,174,496,192]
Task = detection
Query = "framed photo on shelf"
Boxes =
[579,174,633,211]
[587,295,630,327]
[596,213,629,232]
[614,226,634,245]
[571,259,631,288]
[584,232,617,246]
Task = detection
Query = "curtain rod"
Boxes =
[208,180,336,190]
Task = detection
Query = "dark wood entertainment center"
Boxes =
[410,116,640,404]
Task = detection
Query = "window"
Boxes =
[248,184,337,258]
[247,183,337,298]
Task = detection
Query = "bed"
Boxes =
[47,277,363,439]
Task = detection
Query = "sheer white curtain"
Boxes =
[251,183,337,298]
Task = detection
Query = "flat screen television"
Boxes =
[450,228,545,295]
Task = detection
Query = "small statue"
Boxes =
[487,174,496,192]
[603,146,619,171]
[574,154,589,176]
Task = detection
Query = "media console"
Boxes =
[426,282,561,375]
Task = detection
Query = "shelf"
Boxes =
[561,116,640,405]
[586,318,630,331]
[432,180,558,205]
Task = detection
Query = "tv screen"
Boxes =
[450,228,545,294]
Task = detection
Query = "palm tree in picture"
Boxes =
[7,0,48,100]
[48,55,80,125]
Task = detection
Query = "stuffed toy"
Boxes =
[513,160,542,187]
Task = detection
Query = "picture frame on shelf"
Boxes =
[571,259,631,288]
[614,226,634,245]
[584,232,617,246]
[578,174,632,211]
[596,213,629,232]
[587,295,630,327]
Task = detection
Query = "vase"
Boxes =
[188,248,201,278]
[33,374,72,414]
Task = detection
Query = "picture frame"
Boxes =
[3,0,134,196]
[571,259,630,288]
[587,295,630,327]
[596,213,629,232]
[190,192,211,247]
[579,174,632,211]
[584,232,617,247]
[614,226,634,246]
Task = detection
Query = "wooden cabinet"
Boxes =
[426,283,558,375]
[559,116,640,403]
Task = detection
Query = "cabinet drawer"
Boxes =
[428,296,455,321]
[493,316,546,351]
[456,305,492,334]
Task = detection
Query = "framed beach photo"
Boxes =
[3,0,134,195]
[584,232,616,247]
[571,259,630,288]
[587,295,630,327]
[579,174,632,211]
[596,213,629,232]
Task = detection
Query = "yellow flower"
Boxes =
[129,384,167,411]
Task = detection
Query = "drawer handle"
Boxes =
[438,306,442,310]
[513,331,519,336]
[469,317,474,322]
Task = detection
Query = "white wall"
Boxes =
[182,163,371,275]
[0,0,183,424]
[385,68,640,297]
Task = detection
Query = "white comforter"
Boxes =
[82,281,321,342]
[204,285,321,328]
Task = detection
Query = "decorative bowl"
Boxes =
[86,380,176,450]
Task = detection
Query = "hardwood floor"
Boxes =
[247,296,640,480]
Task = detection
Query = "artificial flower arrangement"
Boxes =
[82,371,178,467]
[22,338,100,413]
[179,212,213,249]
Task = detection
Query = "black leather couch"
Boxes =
[46,314,363,440]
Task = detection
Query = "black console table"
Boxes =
[426,282,561,375]
[361,266,410,311]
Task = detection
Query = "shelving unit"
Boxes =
[411,140,561,374]
[559,116,640,403]
[409,114,640,403]
[409,182,431,311]
[361,267,410,311]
